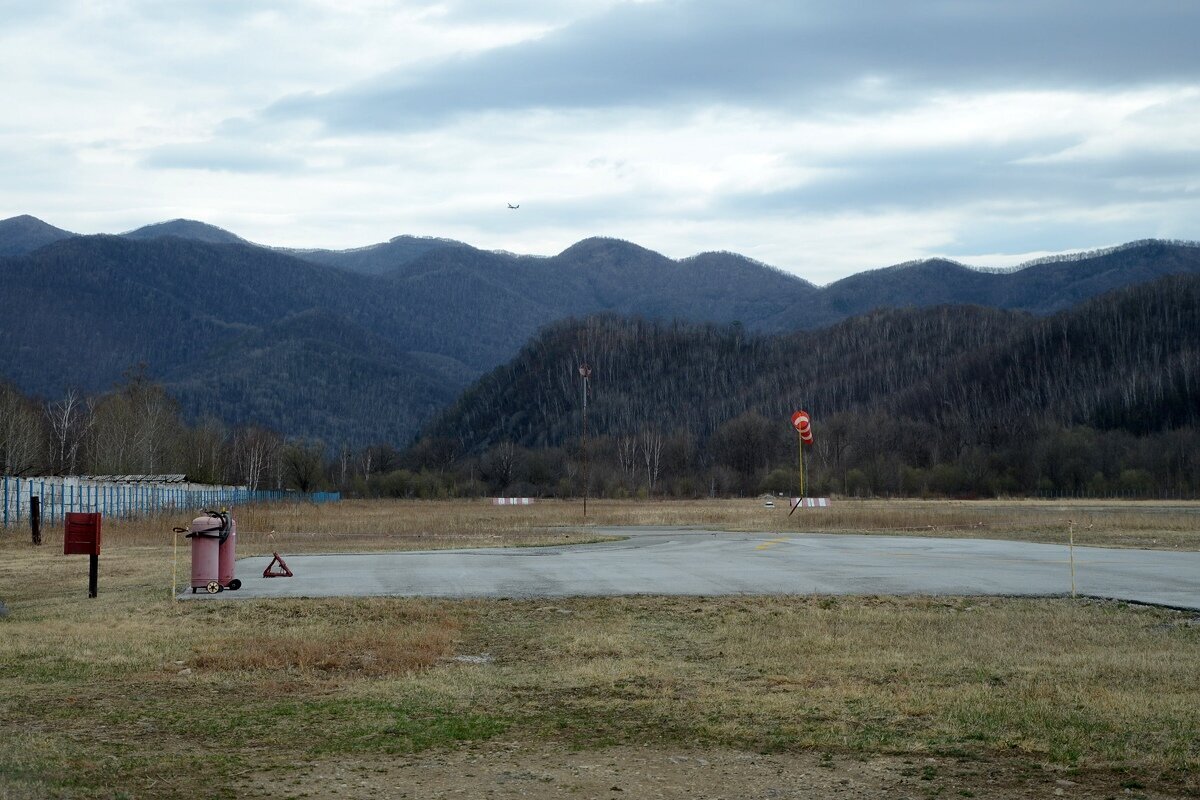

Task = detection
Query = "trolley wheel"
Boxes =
[228,579,242,591]
[206,581,221,594]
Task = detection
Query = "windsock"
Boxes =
[790,410,814,445]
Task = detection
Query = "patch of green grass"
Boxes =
[285,697,509,755]
[0,754,68,799]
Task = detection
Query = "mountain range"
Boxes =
[2,214,1198,446]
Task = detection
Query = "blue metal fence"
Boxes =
[1,476,340,527]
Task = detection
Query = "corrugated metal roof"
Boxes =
[77,474,189,484]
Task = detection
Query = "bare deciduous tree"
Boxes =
[616,435,638,486]
[640,428,663,494]
[45,388,91,475]
[87,373,183,474]
[1,385,44,476]
[280,440,325,493]
[232,427,281,491]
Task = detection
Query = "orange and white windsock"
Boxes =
[791,410,814,445]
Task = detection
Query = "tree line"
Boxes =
[354,414,1198,501]
[0,370,304,491]
[385,275,1200,500]
[4,377,1194,502]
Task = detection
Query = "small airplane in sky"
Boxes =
[507,203,520,209]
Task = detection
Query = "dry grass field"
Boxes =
[1,498,1198,798]
[22,495,1199,553]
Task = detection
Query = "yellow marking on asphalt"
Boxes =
[756,537,791,551]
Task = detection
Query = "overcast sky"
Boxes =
[2,0,1198,283]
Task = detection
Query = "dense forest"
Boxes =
[3,276,1196,500]
[393,275,1200,500]
[2,215,1199,446]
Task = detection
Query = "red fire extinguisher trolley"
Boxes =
[186,510,241,593]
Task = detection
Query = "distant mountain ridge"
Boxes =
[281,235,471,275]
[121,219,248,245]
[1,214,1198,445]
[6,213,1198,289]
[0,215,75,256]
[992,238,1200,273]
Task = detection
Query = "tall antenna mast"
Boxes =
[579,362,592,520]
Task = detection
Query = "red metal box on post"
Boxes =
[64,513,102,556]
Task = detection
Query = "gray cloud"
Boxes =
[716,139,1200,219]
[944,206,1200,259]
[140,141,306,174]
[266,0,1200,132]
[434,0,631,24]
[0,0,65,25]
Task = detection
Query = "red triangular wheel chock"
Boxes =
[263,552,294,578]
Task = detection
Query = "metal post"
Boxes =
[583,375,588,519]
[798,430,806,500]
[788,430,806,518]
[30,496,41,545]
[579,363,591,521]
[1068,519,1076,598]
[88,554,98,598]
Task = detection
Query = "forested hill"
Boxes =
[2,215,1199,447]
[806,239,1200,324]
[0,235,479,446]
[420,274,1200,454]
[0,215,74,256]
[0,233,814,445]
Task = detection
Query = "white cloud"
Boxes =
[1,0,1198,282]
